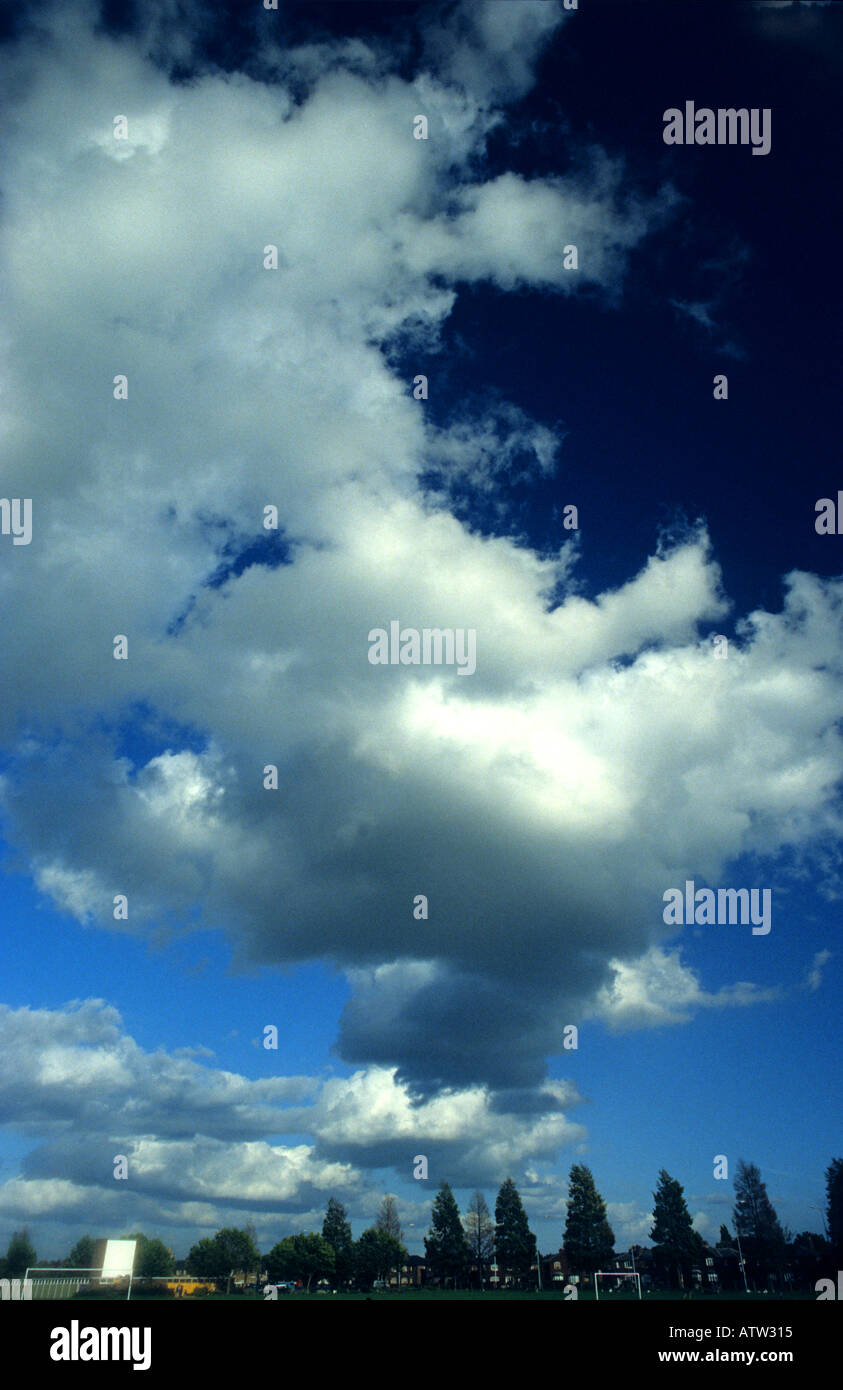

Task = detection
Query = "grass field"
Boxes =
[31,1286,816,1302]
[204,1290,816,1302]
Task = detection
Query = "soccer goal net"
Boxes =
[594,1271,642,1300]
[20,1268,99,1300]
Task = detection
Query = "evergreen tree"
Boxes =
[717,1224,732,1249]
[463,1191,495,1286]
[563,1166,614,1287]
[495,1177,538,1288]
[425,1182,470,1288]
[322,1196,354,1287]
[649,1171,704,1289]
[825,1157,843,1265]
[733,1161,786,1287]
[734,1161,785,1250]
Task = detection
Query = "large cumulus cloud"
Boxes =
[0,0,840,1131]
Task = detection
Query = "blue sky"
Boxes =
[0,0,840,1262]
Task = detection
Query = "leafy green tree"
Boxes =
[122,1233,175,1280]
[825,1157,843,1264]
[495,1177,538,1289]
[213,1227,261,1293]
[464,1191,495,1287]
[353,1228,407,1289]
[425,1182,470,1288]
[717,1224,732,1249]
[5,1230,36,1278]
[185,1237,218,1279]
[649,1171,704,1289]
[563,1166,613,1287]
[322,1197,353,1287]
[68,1236,97,1271]
[265,1234,334,1292]
[139,1238,175,1279]
[186,1227,259,1292]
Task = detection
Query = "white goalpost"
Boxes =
[594,1270,642,1300]
[25,1239,138,1301]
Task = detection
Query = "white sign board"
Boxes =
[101,1239,137,1279]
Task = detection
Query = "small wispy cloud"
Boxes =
[802,949,832,992]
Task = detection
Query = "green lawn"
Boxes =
[49,1287,817,1302]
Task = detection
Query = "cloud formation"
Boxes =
[0,1001,583,1250]
[0,0,840,1192]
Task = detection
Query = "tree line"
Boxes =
[558,1157,843,1293]
[5,1156,840,1294]
[186,1181,539,1292]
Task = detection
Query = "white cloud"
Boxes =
[606,1201,655,1247]
[422,0,568,103]
[691,1210,715,1240]
[297,1064,585,1182]
[0,0,839,1126]
[0,1002,312,1138]
[802,949,832,992]
[0,1001,585,1252]
[595,948,781,1030]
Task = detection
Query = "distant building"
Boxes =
[401,1255,426,1287]
[540,1249,572,1285]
